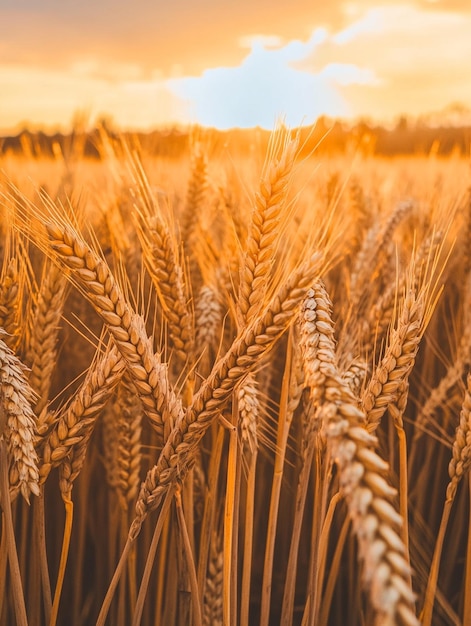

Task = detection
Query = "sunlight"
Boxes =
[0,65,186,131]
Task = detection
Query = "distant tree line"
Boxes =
[1,116,470,159]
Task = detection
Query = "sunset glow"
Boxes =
[1,1,471,131]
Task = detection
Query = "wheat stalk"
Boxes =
[127,251,323,540]
[14,202,183,443]
[421,372,471,626]
[39,339,125,486]
[299,282,418,626]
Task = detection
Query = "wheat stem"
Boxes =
[240,447,257,626]
[0,438,29,626]
[50,497,73,626]
[464,476,471,624]
[175,486,203,626]
[222,406,238,626]
[131,488,174,626]
[34,492,52,624]
[260,330,295,626]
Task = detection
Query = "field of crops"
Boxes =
[0,127,470,625]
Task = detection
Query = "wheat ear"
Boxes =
[24,261,68,415]
[57,342,126,500]
[128,251,323,540]
[195,284,223,377]
[365,229,445,356]
[0,257,22,350]
[350,201,411,306]
[300,282,418,626]
[0,316,39,624]
[24,214,183,443]
[203,528,224,626]
[0,329,39,503]
[106,373,143,511]
[132,163,195,369]
[39,340,125,486]
[47,339,126,626]
[238,131,298,323]
[140,212,195,367]
[182,145,208,248]
[362,289,424,434]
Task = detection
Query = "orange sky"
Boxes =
[1,0,471,131]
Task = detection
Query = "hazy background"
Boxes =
[1,0,470,130]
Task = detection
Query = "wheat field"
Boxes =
[0,126,470,626]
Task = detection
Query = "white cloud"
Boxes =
[333,8,385,44]
[318,4,471,117]
[167,31,374,128]
[320,63,379,86]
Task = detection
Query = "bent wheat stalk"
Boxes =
[44,338,125,626]
[95,251,324,625]
[300,282,418,626]
[129,251,323,541]
[15,204,183,443]
[39,339,125,485]
[421,372,471,626]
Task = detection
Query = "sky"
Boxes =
[1,0,471,131]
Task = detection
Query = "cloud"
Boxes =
[418,0,471,13]
[307,4,471,118]
[167,33,374,128]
